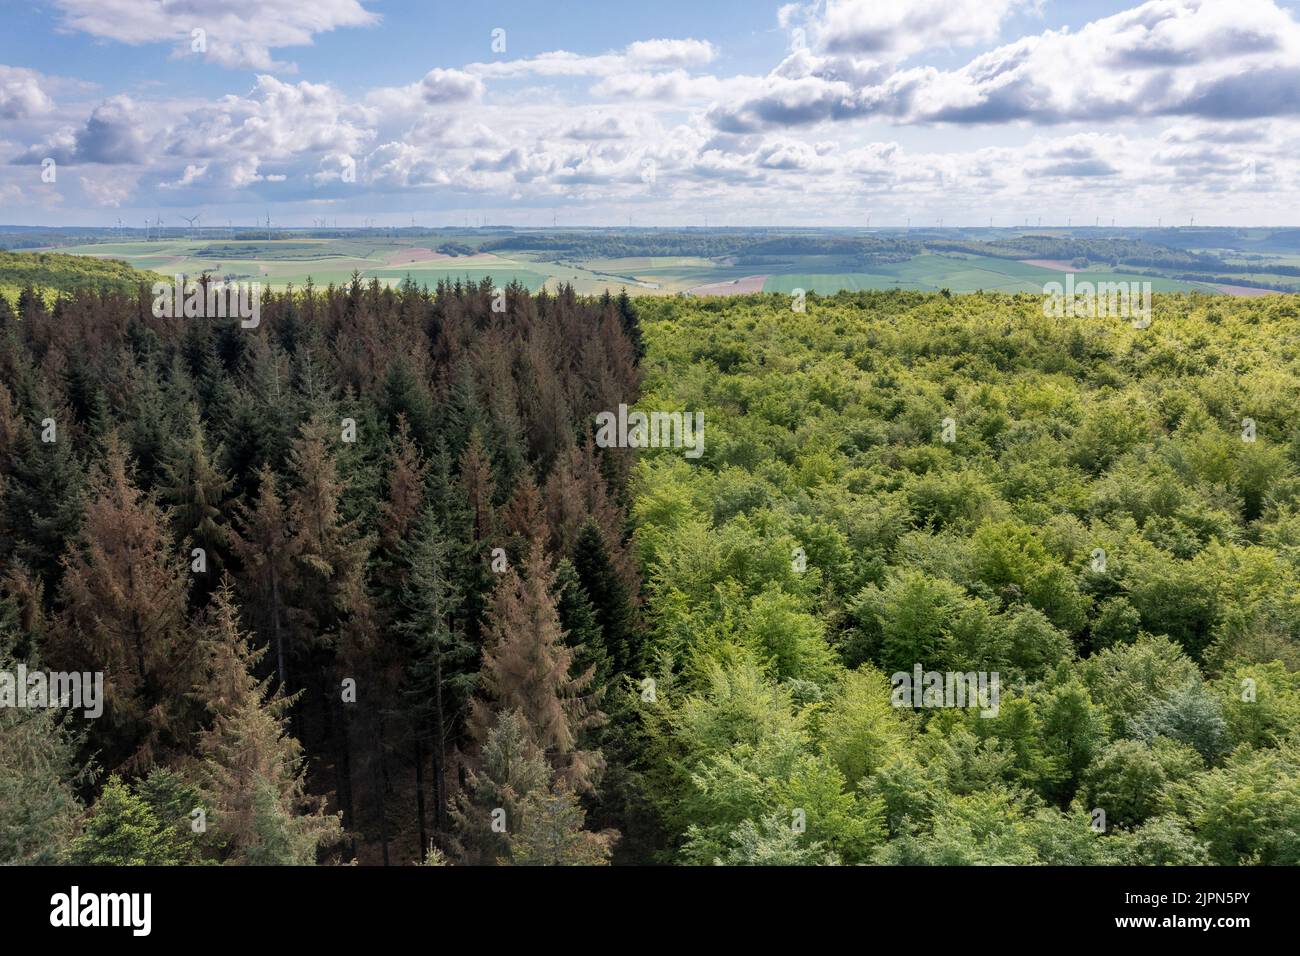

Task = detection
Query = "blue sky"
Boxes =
[1,0,1298,226]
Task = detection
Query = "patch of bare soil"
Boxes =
[687,274,769,296]
[1210,283,1284,297]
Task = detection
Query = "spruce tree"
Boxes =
[376,418,427,593]
[229,465,299,688]
[54,432,199,771]
[0,595,85,864]
[159,409,233,603]
[509,784,616,865]
[458,428,496,545]
[553,557,612,689]
[397,505,475,837]
[470,542,605,794]
[283,418,374,836]
[194,582,341,864]
[449,709,549,865]
[286,418,374,649]
[571,519,639,677]
[2,403,85,589]
[500,472,547,561]
[379,360,437,454]
[616,289,645,361]
[69,777,184,866]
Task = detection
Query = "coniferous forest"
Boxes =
[0,277,647,865]
[2,280,1300,868]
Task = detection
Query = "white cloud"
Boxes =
[16,94,153,164]
[625,39,717,67]
[420,69,484,105]
[79,168,138,206]
[48,0,380,71]
[465,38,717,80]
[797,0,1029,60]
[0,66,55,119]
[709,0,1300,131]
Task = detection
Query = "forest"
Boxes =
[628,289,1300,864]
[0,276,644,864]
[2,278,1300,865]
[0,251,166,304]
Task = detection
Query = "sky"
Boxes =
[0,0,1298,228]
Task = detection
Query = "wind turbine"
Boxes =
[182,215,199,239]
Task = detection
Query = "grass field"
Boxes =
[762,272,900,293]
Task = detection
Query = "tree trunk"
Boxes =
[270,564,286,687]
[414,736,429,860]
[432,654,447,833]
[377,709,390,866]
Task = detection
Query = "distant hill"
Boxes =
[0,250,163,303]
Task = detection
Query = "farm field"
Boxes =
[762,254,1217,295]
[44,238,603,294]
[25,235,1284,301]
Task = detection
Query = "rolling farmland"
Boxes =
[14,231,1295,302]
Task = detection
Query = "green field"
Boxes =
[762,272,901,293]
[365,266,548,291]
